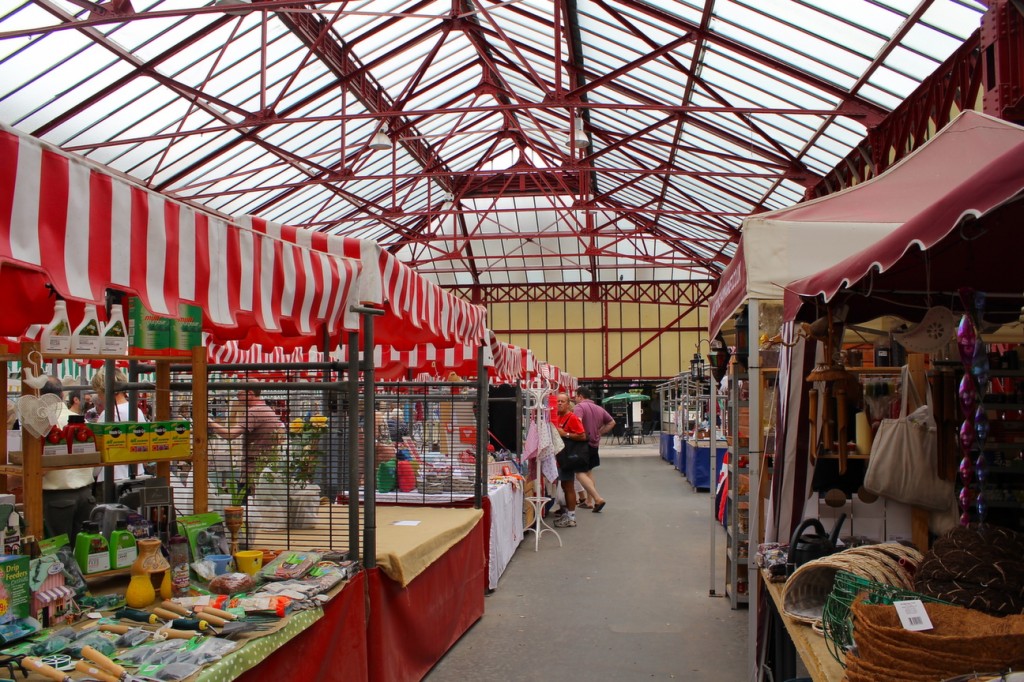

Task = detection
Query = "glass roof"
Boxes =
[0,0,987,287]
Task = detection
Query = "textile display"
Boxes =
[864,365,953,511]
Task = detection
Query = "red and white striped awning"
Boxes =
[0,125,363,343]
[236,216,487,349]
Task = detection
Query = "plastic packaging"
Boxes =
[168,535,190,597]
[109,519,137,569]
[101,301,128,355]
[41,299,72,354]
[74,521,110,574]
[71,304,102,354]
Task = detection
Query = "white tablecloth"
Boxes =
[487,481,524,589]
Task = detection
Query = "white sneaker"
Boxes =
[554,514,576,528]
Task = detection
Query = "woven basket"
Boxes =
[782,543,922,624]
[822,570,949,665]
[844,598,1024,680]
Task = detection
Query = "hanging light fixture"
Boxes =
[369,131,392,151]
[569,115,589,149]
[690,352,704,381]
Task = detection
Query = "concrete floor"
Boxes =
[425,439,749,681]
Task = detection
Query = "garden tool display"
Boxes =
[216,620,278,640]
[83,645,152,682]
[99,624,197,642]
[74,660,120,682]
[23,657,73,682]
[159,602,228,627]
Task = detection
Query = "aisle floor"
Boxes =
[425,440,749,681]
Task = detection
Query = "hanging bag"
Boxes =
[864,365,954,511]
[554,414,590,474]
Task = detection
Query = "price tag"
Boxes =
[893,599,933,631]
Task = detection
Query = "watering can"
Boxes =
[788,513,846,569]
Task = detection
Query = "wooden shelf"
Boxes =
[2,456,193,473]
[2,343,210,538]
[34,352,190,363]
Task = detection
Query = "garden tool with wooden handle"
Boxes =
[74,660,121,682]
[82,645,151,682]
[22,657,73,682]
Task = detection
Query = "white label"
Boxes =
[42,336,72,354]
[88,551,111,573]
[101,336,129,355]
[116,546,137,566]
[42,443,66,457]
[71,442,98,455]
[71,335,101,354]
[893,599,933,631]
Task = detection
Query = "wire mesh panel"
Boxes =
[367,381,483,505]
[179,363,360,557]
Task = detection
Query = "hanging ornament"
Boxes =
[959,419,977,452]
[976,453,989,484]
[974,404,990,444]
[959,485,975,510]
[958,373,978,416]
[972,341,991,389]
[976,489,987,524]
[956,314,977,368]
[959,454,975,487]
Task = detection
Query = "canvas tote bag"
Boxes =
[864,365,954,511]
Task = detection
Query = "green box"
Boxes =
[171,303,203,353]
[0,555,30,620]
[127,297,173,356]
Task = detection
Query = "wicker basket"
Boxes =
[782,543,923,625]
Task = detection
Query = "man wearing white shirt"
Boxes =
[40,376,95,543]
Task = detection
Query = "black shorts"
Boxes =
[587,444,600,469]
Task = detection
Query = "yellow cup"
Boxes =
[234,550,263,576]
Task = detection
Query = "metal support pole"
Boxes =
[709,371,719,597]
[357,306,384,569]
[101,359,116,503]
[347,331,361,562]
[475,344,488,508]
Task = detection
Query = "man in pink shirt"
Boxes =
[573,387,615,512]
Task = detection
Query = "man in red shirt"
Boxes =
[553,392,588,528]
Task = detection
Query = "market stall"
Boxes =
[745,111,1024,681]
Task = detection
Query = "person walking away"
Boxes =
[208,388,284,499]
[573,386,613,513]
[553,392,587,528]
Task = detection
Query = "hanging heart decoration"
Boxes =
[16,394,63,438]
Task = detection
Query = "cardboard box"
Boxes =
[167,420,191,459]
[150,422,173,458]
[128,297,173,356]
[93,423,130,462]
[0,555,31,620]
[171,304,203,353]
[126,423,151,460]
